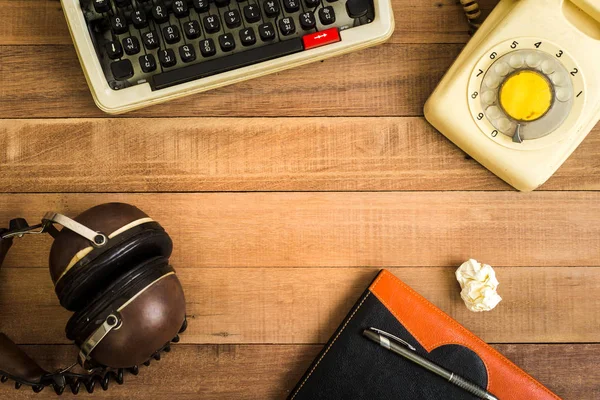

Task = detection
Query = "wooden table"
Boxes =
[1,0,599,398]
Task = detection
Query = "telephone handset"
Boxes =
[425,0,600,191]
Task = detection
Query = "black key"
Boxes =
[139,54,157,73]
[93,0,110,13]
[319,6,335,25]
[299,11,315,30]
[183,20,202,39]
[158,49,177,67]
[115,0,131,7]
[152,38,304,89]
[111,59,134,80]
[152,4,170,24]
[345,0,369,18]
[172,0,189,17]
[179,44,197,63]
[282,0,300,12]
[163,25,181,44]
[262,0,280,17]
[142,31,160,50]
[193,0,210,12]
[326,0,338,2]
[239,27,256,46]
[218,33,236,51]
[203,15,221,33]
[278,17,295,35]
[258,22,276,41]
[123,36,140,55]
[304,0,319,6]
[215,0,231,7]
[200,38,217,57]
[110,15,128,34]
[106,41,123,59]
[131,10,148,29]
[224,10,241,29]
[243,5,261,23]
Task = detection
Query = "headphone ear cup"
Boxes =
[89,273,186,368]
[48,203,173,311]
[66,257,186,369]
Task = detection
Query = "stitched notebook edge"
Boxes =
[287,271,382,400]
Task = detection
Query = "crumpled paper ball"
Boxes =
[455,259,502,312]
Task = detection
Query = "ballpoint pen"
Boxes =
[363,327,499,400]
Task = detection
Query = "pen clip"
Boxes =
[368,327,417,351]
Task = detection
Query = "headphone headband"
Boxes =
[0,213,108,248]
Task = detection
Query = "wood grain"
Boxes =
[1,118,599,192]
[0,0,498,45]
[0,344,597,399]
[0,43,461,118]
[0,0,597,397]
[1,267,598,345]
[1,193,599,269]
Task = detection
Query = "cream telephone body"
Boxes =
[425,0,600,191]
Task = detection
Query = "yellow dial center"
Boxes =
[499,70,553,122]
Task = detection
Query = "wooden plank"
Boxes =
[0,344,597,399]
[0,0,498,46]
[1,267,598,344]
[0,0,70,45]
[1,118,599,192]
[1,193,599,268]
[0,43,461,118]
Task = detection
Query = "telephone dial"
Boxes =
[0,203,187,394]
[426,0,600,191]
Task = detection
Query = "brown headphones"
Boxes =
[0,203,187,394]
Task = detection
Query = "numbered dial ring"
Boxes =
[468,38,585,150]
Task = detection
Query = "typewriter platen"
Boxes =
[62,0,394,113]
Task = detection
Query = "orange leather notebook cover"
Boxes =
[289,269,561,400]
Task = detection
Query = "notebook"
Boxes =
[288,269,561,400]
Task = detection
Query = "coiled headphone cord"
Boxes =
[460,0,483,30]
[1,319,187,395]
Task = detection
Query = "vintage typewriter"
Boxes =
[61,0,394,113]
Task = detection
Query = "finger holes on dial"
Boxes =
[495,118,512,132]
[485,74,501,89]
[526,53,541,68]
[473,44,580,144]
[494,62,510,76]
[552,73,566,86]
[556,87,572,102]
[541,60,556,74]
[486,106,503,120]
[509,54,524,68]
[482,91,496,105]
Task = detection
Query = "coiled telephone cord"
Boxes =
[460,0,483,30]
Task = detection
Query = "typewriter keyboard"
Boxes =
[81,0,375,90]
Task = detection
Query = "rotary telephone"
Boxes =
[427,0,600,191]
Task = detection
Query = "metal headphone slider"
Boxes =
[42,212,108,248]
[78,313,123,370]
[0,219,45,240]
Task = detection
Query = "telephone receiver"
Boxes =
[0,203,187,394]
[426,0,600,191]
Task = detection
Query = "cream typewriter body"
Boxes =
[425,0,600,191]
[61,0,394,114]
